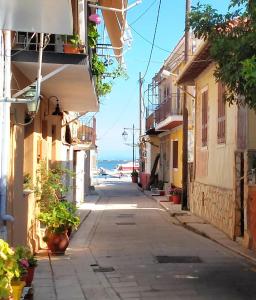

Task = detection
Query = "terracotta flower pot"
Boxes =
[63,44,80,54]
[172,195,181,204]
[45,230,69,255]
[168,195,173,202]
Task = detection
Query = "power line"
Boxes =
[129,24,170,53]
[130,0,158,25]
[142,0,162,80]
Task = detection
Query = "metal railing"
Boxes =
[155,93,182,124]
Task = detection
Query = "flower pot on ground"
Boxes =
[131,175,138,183]
[38,201,80,255]
[14,246,37,287]
[0,239,20,300]
[131,170,139,183]
[172,188,182,204]
[159,190,165,196]
[168,195,173,202]
[172,195,181,204]
[11,281,25,300]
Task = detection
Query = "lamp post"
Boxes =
[122,124,139,172]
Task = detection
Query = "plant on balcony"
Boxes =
[63,34,84,54]
[91,53,128,97]
[88,23,100,49]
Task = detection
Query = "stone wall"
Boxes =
[190,182,236,238]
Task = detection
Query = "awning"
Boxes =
[0,0,73,34]
[177,42,212,86]
[99,0,128,60]
[12,51,99,113]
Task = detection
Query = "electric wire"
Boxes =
[129,24,170,53]
[142,0,162,80]
[98,83,139,140]
[130,0,158,25]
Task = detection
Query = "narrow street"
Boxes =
[40,180,256,300]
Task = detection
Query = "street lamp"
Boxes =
[122,124,139,172]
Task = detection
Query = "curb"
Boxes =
[70,194,101,240]
[141,188,256,265]
[181,222,256,265]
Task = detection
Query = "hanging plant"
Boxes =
[88,23,100,49]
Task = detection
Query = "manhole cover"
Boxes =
[93,267,115,273]
[117,214,135,218]
[116,222,136,225]
[155,256,202,264]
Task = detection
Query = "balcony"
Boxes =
[75,116,97,150]
[146,113,155,132]
[155,94,183,130]
[11,31,99,113]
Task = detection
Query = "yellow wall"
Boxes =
[195,63,237,189]
[170,126,183,188]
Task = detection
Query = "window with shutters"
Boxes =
[173,141,178,169]
[202,90,208,147]
[217,82,226,143]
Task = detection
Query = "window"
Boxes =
[217,82,226,143]
[173,141,178,169]
[202,90,208,147]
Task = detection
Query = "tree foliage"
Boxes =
[190,0,256,108]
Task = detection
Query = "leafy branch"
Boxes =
[190,0,256,108]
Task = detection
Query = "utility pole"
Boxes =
[133,124,135,173]
[139,72,143,136]
[139,72,143,175]
[182,0,190,210]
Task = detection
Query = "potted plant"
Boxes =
[0,239,20,300]
[38,201,80,255]
[14,246,37,287]
[172,188,182,204]
[63,34,84,54]
[35,161,73,212]
[131,170,139,183]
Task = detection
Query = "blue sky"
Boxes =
[96,0,230,160]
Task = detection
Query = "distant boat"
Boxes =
[116,161,139,173]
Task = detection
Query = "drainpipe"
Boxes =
[0,31,13,240]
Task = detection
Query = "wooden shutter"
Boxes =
[202,90,208,147]
[217,82,226,143]
[42,120,48,140]
[173,141,178,169]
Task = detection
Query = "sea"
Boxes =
[97,160,129,172]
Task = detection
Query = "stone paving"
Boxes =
[33,182,256,300]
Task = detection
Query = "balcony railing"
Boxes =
[13,32,87,54]
[146,113,155,131]
[155,94,182,125]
